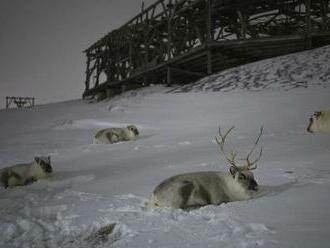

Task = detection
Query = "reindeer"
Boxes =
[307,109,330,134]
[94,125,139,144]
[0,156,53,188]
[148,126,263,209]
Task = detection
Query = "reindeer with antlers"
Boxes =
[148,126,263,209]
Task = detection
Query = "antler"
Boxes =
[215,126,263,170]
[215,126,237,167]
[243,126,263,170]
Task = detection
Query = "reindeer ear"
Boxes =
[229,166,238,176]
[314,111,322,118]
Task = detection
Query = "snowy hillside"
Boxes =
[171,45,330,92]
[0,46,330,248]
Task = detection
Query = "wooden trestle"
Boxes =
[6,97,35,109]
[83,0,330,99]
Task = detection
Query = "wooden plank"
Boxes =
[170,66,207,77]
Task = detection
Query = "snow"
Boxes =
[0,46,330,248]
[171,45,330,93]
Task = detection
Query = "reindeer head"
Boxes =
[229,166,258,190]
[35,156,53,174]
[307,111,322,133]
[215,126,263,191]
[127,125,139,136]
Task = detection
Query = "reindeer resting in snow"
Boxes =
[307,109,330,134]
[94,125,139,144]
[0,156,52,188]
[148,127,263,209]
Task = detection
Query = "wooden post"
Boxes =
[129,35,133,73]
[206,0,212,42]
[206,0,213,75]
[167,66,172,86]
[305,0,312,49]
[141,74,147,87]
[121,83,127,93]
[321,0,328,31]
[85,55,91,91]
[166,0,173,85]
[95,58,100,87]
[167,0,173,62]
[207,49,212,75]
[144,17,149,73]
[237,10,246,39]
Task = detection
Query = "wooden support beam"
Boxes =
[206,0,213,75]
[129,37,133,72]
[95,58,100,87]
[167,66,172,86]
[206,0,212,41]
[84,55,91,91]
[237,10,247,40]
[321,0,328,31]
[305,0,312,49]
[6,97,9,109]
[170,66,206,78]
[207,48,212,75]
[167,0,173,61]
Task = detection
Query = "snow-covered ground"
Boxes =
[0,46,330,248]
[171,44,330,93]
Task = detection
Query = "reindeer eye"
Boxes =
[239,174,246,180]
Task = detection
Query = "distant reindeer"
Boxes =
[307,109,330,134]
[0,156,52,188]
[94,125,139,144]
[148,126,263,209]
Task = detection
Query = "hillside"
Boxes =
[171,45,330,92]
[0,46,330,248]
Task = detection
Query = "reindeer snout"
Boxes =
[307,124,314,133]
[47,166,53,173]
[249,179,258,191]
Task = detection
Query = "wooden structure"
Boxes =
[6,97,35,109]
[83,0,330,99]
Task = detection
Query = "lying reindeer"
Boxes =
[94,125,139,144]
[307,109,330,134]
[148,126,263,209]
[0,156,52,188]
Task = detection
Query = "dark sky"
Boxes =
[0,0,155,108]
